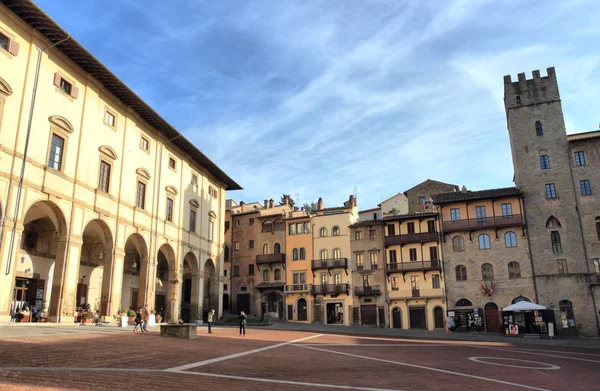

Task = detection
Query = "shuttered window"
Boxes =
[98,160,111,193]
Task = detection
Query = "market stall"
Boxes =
[501,301,555,336]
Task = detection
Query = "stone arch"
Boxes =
[156,243,177,321]
[546,216,561,228]
[455,298,473,307]
[181,251,199,322]
[122,233,149,316]
[511,295,530,304]
[48,115,74,133]
[0,76,13,95]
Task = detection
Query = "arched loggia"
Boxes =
[156,243,177,322]
[180,252,199,323]
[121,234,148,315]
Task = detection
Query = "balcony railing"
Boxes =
[354,286,382,297]
[388,288,444,299]
[386,260,441,273]
[311,283,350,295]
[285,283,312,293]
[311,258,348,270]
[384,232,438,246]
[256,253,286,264]
[441,215,523,232]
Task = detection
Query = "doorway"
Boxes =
[392,307,402,328]
[154,294,166,319]
[361,305,377,326]
[434,307,444,329]
[326,302,344,324]
[484,302,502,333]
[297,298,308,321]
[409,307,426,329]
[237,294,250,314]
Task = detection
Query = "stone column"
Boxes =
[106,249,125,317]
[49,236,82,323]
[137,258,152,310]
[0,223,23,323]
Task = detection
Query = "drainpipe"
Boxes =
[230,214,234,313]
[4,36,71,276]
[520,197,539,304]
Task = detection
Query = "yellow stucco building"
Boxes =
[0,2,239,323]
[284,211,312,322]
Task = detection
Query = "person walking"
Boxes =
[239,311,247,337]
[142,304,150,333]
[133,308,143,332]
[207,309,215,333]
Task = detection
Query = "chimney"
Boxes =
[294,206,298,212]
[240,201,245,212]
[461,186,467,192]
[269,199,274,208]
[301,207,304,211]
[349,194,356,207]
[317,197,324,211]
[264,199,268,209]
[283,195,290,206]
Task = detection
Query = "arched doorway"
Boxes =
[180,252,199,323]
[16,201,68,321]
[78,219,113,319]
[297,298,308,321]
[456,298,473,307]
[512,296,530,304]
[433,307,444,329]
[203,259,218,320]
[122,234,148,315]
[559,299,576,335]
[392,307,402,328]
[484,302,501,333]
[262,292,283,320]
[156,244,176,322]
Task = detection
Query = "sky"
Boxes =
[36,0,600,210]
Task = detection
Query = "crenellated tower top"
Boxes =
[503,67,560,110]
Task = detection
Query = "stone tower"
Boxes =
[504,68,597,336]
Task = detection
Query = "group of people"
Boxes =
[206,309,248,336]
[133,304,150,333]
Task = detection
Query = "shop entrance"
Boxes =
[360,304,377,326]
[297,298,308,321]
[409,307,426,329]
[485,302,502,333]
[392,308,402,328]
[326,302,344,324]
[434,307,444,329]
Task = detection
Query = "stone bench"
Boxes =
[160,324,197,339]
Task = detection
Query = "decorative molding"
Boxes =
[208,210,217,219]
[98,145,118,160]
[189,199,200,208]
[48,115,74,133]
[0,76,13,95]
[165,185,178,195]
[136,168,151,180]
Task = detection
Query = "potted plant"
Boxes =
[82,311,94,324]
[155,311,162,324]
[127,309,136,324]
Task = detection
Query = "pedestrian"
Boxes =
[142,304,150,333]
[133,308,143,332]
[239,311,247,337]
[207,309,215,333]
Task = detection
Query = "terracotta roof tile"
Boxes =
[382,212,438,221]
[431,187,522,204]
[349,220,384,228]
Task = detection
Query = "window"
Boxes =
[234,220,240,228]
[593,259,600,275]
[292,248,298,260]
[516,95,521,104]
[505,232,517,248]
[209,186,218,198]
[48,134,65,171]
[274,243,281,253]
[225,221,230,231]
[535,121,543,136]
[362,274,371,287]
[356,254,363,270]
[540,155,550,170]
[0,33,8,50]
[249,218,254,226]
[136,182,146,209]
[166,198,174,222]
[296,223,303,234]
[234,241,240,250]
[140,137,149,151]
[455,265,467,281]
[304,222,310,233]
[98,160,111,193]
[580,180,592,196]
[387,224,396,236]
[208,221,214,241]
[429,246,438,260]
[481,263,494,280]
[249,240,254,249]
[293,272,306,284]
[240,286,247,291]
[263,244,269,254]
[332,226,340,236]
[59,78,72,95]
[388,250,397,263]
[370,253,378,270]
[432,275,440,289]
[508,261,521,279]
[427,220,436,233]
[355,231,363,240]
[574,151,586,166]
[478,234,491,250]
[168,157,176,170]
[369,229,376,239]
[320,249,328,260]
[546,183,557,199]
[320,274,328,286]
[390,277,399,291]
[319,227,327,237]
[263,270,270,282]
[501,203,513,218]
[274,269,281,281]
[248,264,254,275]
[476,206,486,226]
[551,231,562,253]
[450,208,460,221]
[333,273,342,285]
[233,266,239,276]
[224,270,227,277]
[191,174,198,187]
[189,209,197,232]
[409,248,417,261]
[597,222,600,241]
[452,236,464,252]
[557,259,567,275]
[104,110,116,128]
[407,222,415,234]
[333,248,341,259]
[289,224,296,235]
[223,284,228,290]
[418,196,426,205]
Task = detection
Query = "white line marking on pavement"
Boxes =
[165,333,323,372]
[295,343,451,347]
[469,345,600,364]
[468,357,561,370]
[296,345,551,391]
[483,346,600,357]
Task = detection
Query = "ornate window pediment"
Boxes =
[136,168,151,180]
[190,199,200,208]
[165,185,178,195]
[48,115,74,133]
[0,76,12,95]
[208,210,217,219]
[98,145,118,160]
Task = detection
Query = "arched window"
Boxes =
[535,120,543,136]
[262,244,269,254]
[504,232,517,248]
[596,221,600,240]
[320,249,328,260]
[319,227,327,237]
[273,219,283,231]
[262,220,273,232]
[512,295,530,304]
[546,216,561,228]
[299,247,306,260]
[296,223,303,234]
[292,248,298,261]
[481,263,494,280]
[455,298,473,307]
[452,236,464,252]
[274,269,281,281]
[455,265,467,281]
[274,243,281,253]
[508,261,521,279]
[332,226,340,236]
[478,234,491,250]
[263,269,270,282]
[333,248,341,259]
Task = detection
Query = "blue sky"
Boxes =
[37,0,600,210]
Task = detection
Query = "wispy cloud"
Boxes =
[36,0,600,209]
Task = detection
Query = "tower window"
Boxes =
[535,121,543,136]
[574,151,586,166]
[551,231,562,253]
[580,180,592,196]
[516,95,521,105]
[540,155,550,170]
[545,183,557,199]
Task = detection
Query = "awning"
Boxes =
[502,301,546,311]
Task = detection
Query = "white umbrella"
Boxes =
[502,301,546,311]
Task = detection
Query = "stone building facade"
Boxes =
[504,68,600,337]
[0,2,239,324]
[404,180,459,213]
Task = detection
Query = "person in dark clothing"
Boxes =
[133,308,143,332]
[239,311,247,337]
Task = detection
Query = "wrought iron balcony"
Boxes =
[354,286,382,297]
[256,253,286,264]
[311,283,350,295]
[388,288,444,299]
[386,260,441,274]
[311,258,348,270]
[284,283,312,293]
[441,215,523,232]
[384,232,438,246]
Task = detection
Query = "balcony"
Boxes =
[255,253,285,270]
[386,260,441,274]
[311,258,348,270]
[311,283,350,295]
[388,288,444,299]
[384,232,438,246]
[441,215,523,232]
[354,286,382,297]
[285,283,312,293]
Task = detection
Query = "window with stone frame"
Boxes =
[540,155,550,170]
[166,197,174,222]
[551,231,562,253]
[504,231,517,248]
[535,120,543,136]
[248,264,255,275]
[299,247,306,260]
[292,248,298,260]
[354,230,363,240]
[369,253,378,270]
[249,240,254,249]
[356,254,364,271]
[189,209,197,233]
[596,221,600,241]
[580,180,592,196]
[234,241,240,250]
[455,265,467,281]
[432,274,440,289]
[263,269,270,282]
[478,234,491,250]
[274,269,281,281]
[593,259,600,275]
[452,236,464,252]
[390,277,399,291]
[481,263,494,280]
[508,261,521,279]
[369,229,376,239]
[545,183,557,199]
[574,151,586,166]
